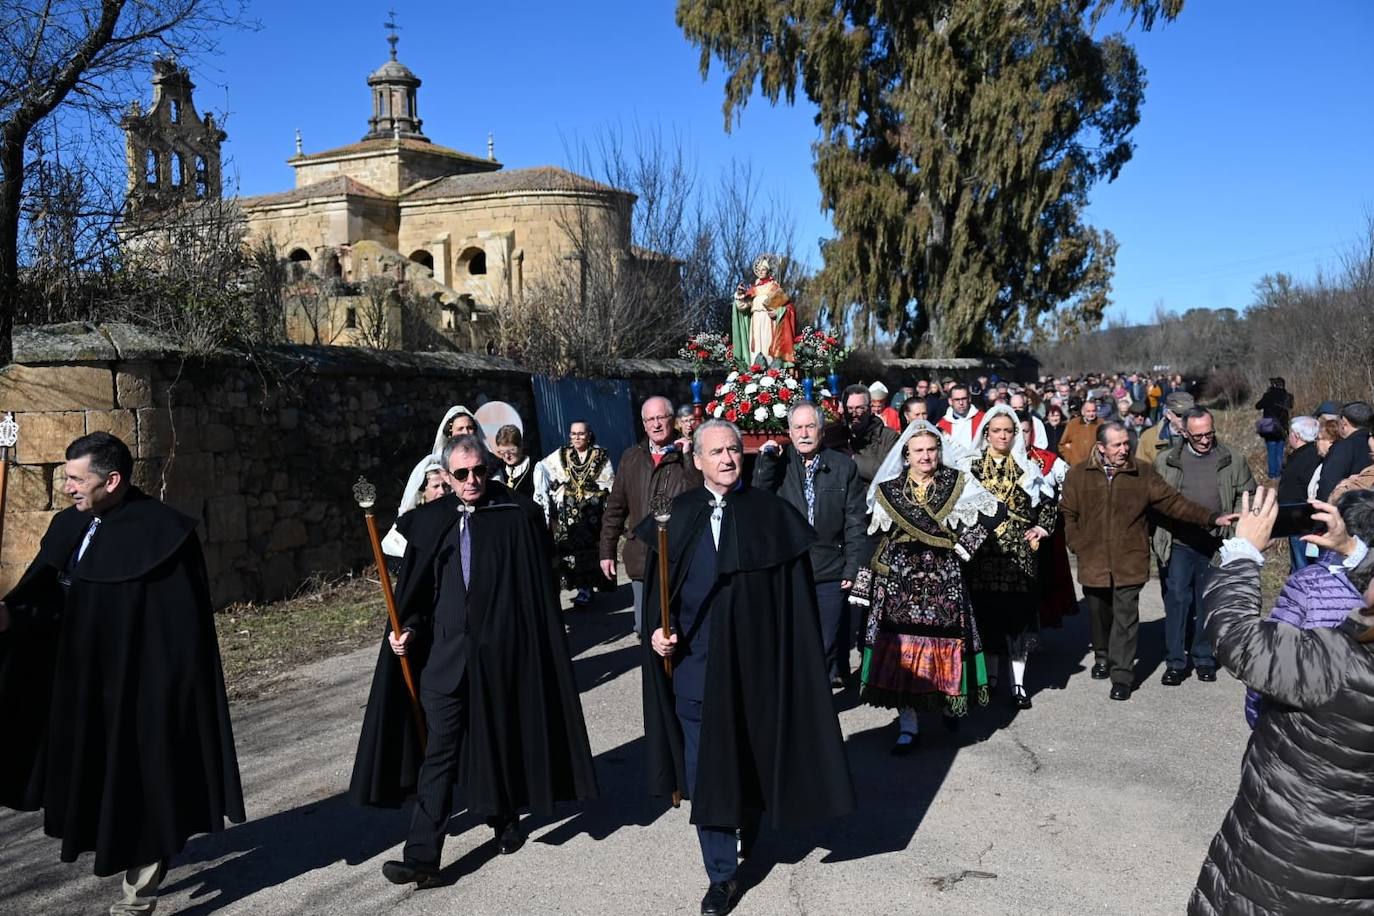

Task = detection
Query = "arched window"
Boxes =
[145,149,159,186]
[171,99,181,123]
[458,247,486,276]
[408,249,433,271]
[170,152,184,187]
[288,248,312,264]
[194,156,209,198]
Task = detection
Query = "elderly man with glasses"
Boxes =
[600,396,703,635]
[1152,407,1257,686]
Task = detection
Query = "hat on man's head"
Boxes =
[868,381,890,399]
[1163,391,1195,413]
[1315,400,1341,418]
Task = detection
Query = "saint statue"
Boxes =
[731,254,798,368]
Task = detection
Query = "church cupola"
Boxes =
[364,17,427,142]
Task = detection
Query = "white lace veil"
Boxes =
[382,453,445,557]
[432,405,484,455]
[951,403,1053,506]
[865,419,999,537]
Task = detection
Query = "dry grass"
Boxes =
[216,575,388,701]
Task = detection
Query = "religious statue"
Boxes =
[731,254,798,368]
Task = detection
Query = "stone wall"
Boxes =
[0,324,699,607]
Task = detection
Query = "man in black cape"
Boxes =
[642,419,855,916]
[0,432,244,915]
[349,433,597,887]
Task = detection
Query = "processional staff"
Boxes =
[0,413,17,556]
[650,494,682,808]
[353,476,427,751]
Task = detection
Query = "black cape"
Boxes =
[0,489,245,876]
[637,486,856,828]
[348,482,598,814]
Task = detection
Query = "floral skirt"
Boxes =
[861,633,989,716]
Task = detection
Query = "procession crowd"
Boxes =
[2,366,1373,915]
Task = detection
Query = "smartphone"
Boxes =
[1271,502,1326,539]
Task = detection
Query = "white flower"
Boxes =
[784,377,799,389]
[713,405,724,417]
[745,383,759,395]
[772,402,787,418]
[759,376,776,388]
[727,371,739,383]
[754,407,768,423]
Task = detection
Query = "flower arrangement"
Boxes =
[793,326,851,374]
[705,365,803,432]
[678,331,732,379]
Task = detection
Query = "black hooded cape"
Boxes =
[637,486,855,828]
[348,482,598,814]
[0,489,245,877]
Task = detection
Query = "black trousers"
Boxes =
[403,684,513,866]
[1083,583,1143,687]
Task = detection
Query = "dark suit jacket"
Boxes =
[1317,430,1374,501]
[752,445,867,582]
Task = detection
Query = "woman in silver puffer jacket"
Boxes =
[1190,486,1374,915]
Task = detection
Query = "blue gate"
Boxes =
[532,376,636,469]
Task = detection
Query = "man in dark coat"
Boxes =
[1316,400,1374,500]
[754,401,867,686]
[599,395,702,635]
[350,434,597,887]
[0,432,243,915]
[643,419,855,916]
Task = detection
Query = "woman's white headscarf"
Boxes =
[951,403,1053,506]
[432,405,484,456]
[381,454,445,557]
[866,419,999,537]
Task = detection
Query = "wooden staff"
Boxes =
[650,494,681,807]
[0,413,16,558]
[353,476,426,751]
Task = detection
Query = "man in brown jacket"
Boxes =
[600,396,703,635]
[1060,421,1237,700]
[1056,398,1101,466]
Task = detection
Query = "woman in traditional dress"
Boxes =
[534,420,616,607]
[493,424,535,498]
[381,454,449,558]
[850,421,1004,755]
[955,405,1057,710]
[1021,415,1078,630]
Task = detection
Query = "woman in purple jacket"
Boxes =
[1245,489,1374,726]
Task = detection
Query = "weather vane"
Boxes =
[383,9,401,59]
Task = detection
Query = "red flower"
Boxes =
[724,392,737,405]
[725,408,738,423]
[738,373,752,384]
[738,399,753,414]
[750,363,763,372]
[706,400,720,414]
[779,387,794,402]
[757,391,774,406]
[767,368,780,378]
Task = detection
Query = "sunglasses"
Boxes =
[449,464,489,483]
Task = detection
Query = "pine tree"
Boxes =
[677,0,1183,355]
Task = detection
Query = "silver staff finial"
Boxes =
[353,476,377,510]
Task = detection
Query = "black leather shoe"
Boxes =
[701,879,737,916]
[382,859,440,888]
[1012,686,1033,710]
[1090,662,1110,680]
[890,731,920,757]
[1161,667,1188,687]
[830,675,847,690]
[1109,683,1131,701]
[1196,666,1217,682]
[496,820,525,855]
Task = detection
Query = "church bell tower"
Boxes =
[120,58,226,216]
[363,16,428,142]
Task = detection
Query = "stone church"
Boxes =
[121,31,637,352]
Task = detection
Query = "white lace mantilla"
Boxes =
[866,472,1001,536]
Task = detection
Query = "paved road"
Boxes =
[1,578,1250,916]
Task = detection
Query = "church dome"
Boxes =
[368,57,419,85]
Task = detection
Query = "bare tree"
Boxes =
[355,276,396,350]
[0,0,250,364]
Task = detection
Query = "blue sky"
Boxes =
[198,1,1373,326]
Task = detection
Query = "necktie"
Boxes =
[77,517,102,562]
[709,497,725,548]
[459,509,472,587]
[803,457,818,525]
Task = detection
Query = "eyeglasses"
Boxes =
[449,464,489,483]
[642,415,672,424]
[1188,431,1216,441]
